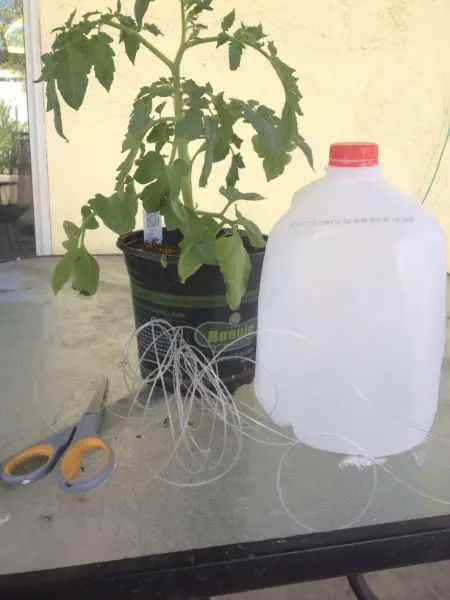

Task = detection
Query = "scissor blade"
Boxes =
[86,376,109,414]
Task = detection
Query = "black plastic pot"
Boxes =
[117,230,265,392]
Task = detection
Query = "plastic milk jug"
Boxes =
[254,142,446,457]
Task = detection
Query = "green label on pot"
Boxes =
[195,315,257,351]
[129,278,260,388]
[131,282,259,309]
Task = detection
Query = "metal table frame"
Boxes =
[1,514,450,599]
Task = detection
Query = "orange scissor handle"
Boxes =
[56,437,114,492]
[1,426,75,486]
[58,437,113,484]
[3,444,55,477]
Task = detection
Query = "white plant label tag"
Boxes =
[144,211,163,245]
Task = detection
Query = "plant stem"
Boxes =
[190,146,205,168]
[220,200,235,216]
[171,0,194,209]
[186,36,219,49]
[106,21,174,69]
[78,229,85,249]
[197,210,234,224]
[187,36,286,99]
[168,138,178,168]
[78,214,94,249]
[422,126,450,205]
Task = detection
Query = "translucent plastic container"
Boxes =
[254,142,446,457]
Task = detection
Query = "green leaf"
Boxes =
[147,122,167,142]
[46,78,67,141]
[155,101,166,114]
[160,201,181,231]
[197,239,217,265]
[143,23,163,36]
[197,235,217,265]
[81,205,99,229]
[266,52,315,171]
[119,27,140,64]
[235,207,266,248]
[262,150,291,181]
[63,220,80,239]
[147,122,172,150]
[141,81,173,98]
[231,133,243,148]
[213,136,229,163]
[116,95,153,190]
[215,231,251,310]
[226,153,245,187]
[267,40,278,57]
[271,56,302,107]
[186,0,213,33]
[229,38,243,71]
[295,135,314,169]
[72,249,100,295]
[214,93,233,142]
[66,9,77,27]
[52,252,74,294]
[134,0,153,27]
[89,182,137,235]
[182,80,209,109]
[239,23,266,44]
[244,105,279,159]
[83,11,100,20]
[279,103,296,149]
[200,214,218,233]
[216,31,229,48]
[228,98,246,121]
[199,116,218,187]
[219,187,264,202]
[141,178,167,212]
[175,108,204,140]
[178,242,204,283]
[122,95,152,152]
[134,151,166,184]
[179,212,217,265]
[221,9,236,31]
[36,53,54,83]
[89,32,115,92]
[170,158,189,198]
[54,45,90,110]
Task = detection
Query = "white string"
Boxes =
[113,319,245,487]
[276,434,378,533]
[31,318,450,530]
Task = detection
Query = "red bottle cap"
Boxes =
[329,142,379,167]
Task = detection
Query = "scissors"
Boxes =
[1,377,115,493]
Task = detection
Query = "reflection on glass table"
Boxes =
[0,257,449,600]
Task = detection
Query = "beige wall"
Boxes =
[40,0,450,256]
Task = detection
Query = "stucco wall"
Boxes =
[40,0,450,255]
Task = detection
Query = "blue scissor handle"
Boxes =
[1,426,75,486]
[54,413,115,493]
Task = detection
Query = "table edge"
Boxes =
[2,514,450,599]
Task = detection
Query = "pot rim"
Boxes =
[117,229,266,264]
[117,230,178,263]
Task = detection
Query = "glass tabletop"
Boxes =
[1,257,450,577]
